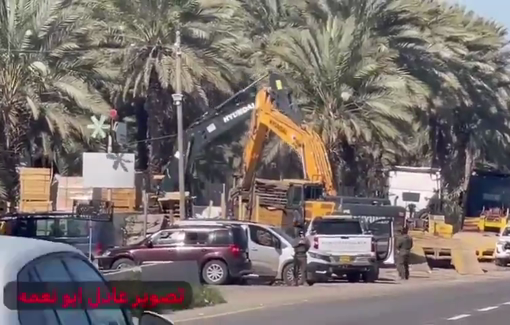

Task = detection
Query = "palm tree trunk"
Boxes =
[145,73,172,175]
[341,141,357,195]
[463,140,475,191]
[429,115,439,167]
[134,98,148,171]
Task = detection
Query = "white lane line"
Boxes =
[447,314,471,320]
[503,301,510,305]
[477,306,499,312]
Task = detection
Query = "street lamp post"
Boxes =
[172,28,186,219]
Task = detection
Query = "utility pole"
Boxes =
[172,28,186,219]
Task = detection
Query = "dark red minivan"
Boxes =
[96,224,251,285]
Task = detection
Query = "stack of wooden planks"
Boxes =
[250,179,289,208]
[229,178,291,219]
[101,188,137,212]
[19,168,52,212]
[55,176,93,211]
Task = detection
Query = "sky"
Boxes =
[453,0,510,30]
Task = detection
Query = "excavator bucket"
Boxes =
[268,73,303,124]
[269,73,287,91]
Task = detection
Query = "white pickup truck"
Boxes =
[495,225,510,266]
[305,216,379,284]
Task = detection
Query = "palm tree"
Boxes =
[93,0,245,174]
[265,13,428,190]
[231,0,306,70]
[0,0,110,203]
[305,0,510,194]
[441,6,510,190]
[382,1,510,190]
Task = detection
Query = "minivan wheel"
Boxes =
[202,260,228,285]
[282,263,298,286]
[111,258,135,270]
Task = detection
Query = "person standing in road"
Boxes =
[160,215,171,231]
[292,229,310,286]
[395,227,413,280]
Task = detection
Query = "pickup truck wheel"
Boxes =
[111,258,135,270]
[362,266,379,283]
[346,272,360,283]
[495,259,507,267]
[202,260,229,285]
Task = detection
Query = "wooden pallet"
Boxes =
[19,168,52,202]
[19,200,52,213]
[101,188,136,212]
[231,179,290,208]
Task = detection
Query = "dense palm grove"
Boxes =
[0,0,509,204]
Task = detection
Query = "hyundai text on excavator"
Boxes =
[229,75,340,229]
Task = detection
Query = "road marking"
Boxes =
[447,314,471,320]
[175,300,306,323]
[176,306,267,322]
[503,301,510,305]
[477,306,499,312]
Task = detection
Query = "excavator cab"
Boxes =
[286,182,336,228]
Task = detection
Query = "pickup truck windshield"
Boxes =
[312,219,363,235]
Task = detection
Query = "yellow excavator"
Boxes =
[231,75,337,227]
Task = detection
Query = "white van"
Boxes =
[177,219,297,285]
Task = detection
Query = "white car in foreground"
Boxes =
[495,226,510,266]
[0,236,173,325]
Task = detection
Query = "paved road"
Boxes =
[175,279,510,325]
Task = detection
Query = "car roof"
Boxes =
[177,219,272,228]
[314,216,360,221]
[166,223,236,230]
[0,236,82,267]
[0,236,89,324]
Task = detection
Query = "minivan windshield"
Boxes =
[312,219,363,235]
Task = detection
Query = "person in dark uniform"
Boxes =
[160,215,171,231]
[292,229,310,286]
[395,227,413,280]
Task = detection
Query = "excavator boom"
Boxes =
[241,81,336,196]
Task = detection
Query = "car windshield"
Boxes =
[312,219,363,235]
[271,227,295,244]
